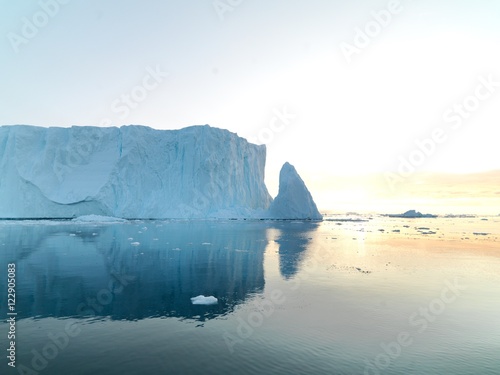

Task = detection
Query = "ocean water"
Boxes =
[0,216,499,375]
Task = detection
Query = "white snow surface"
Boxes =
[267,162,322,220]
[190,295,218,305]
[0,125,321,220]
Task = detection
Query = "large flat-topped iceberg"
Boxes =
[0,125,322,220]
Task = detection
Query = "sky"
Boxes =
[1,0,499,214]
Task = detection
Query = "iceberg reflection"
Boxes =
[274,221,320,279]
[0,221,270,322]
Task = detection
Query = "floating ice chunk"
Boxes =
[131,242,140,246]
[190,295,218,305]
[385,210,437,218]
[72,215,128,223]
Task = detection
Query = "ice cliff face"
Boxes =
[268,162,322,220]
[0,125,273,218]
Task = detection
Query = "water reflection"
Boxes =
[0,220,321,322]
[0,221,270,322]
[274,222,320,279]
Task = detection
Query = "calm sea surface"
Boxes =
[0,216,499,374]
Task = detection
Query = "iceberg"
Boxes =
[0,125,321,220]
[267,162,322,220]
[190,295,218,305]
[385,210,437,218]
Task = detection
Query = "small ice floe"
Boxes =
[385,210,437,218]
[131,242,140,246]
[420,231,436,235]
[190,295,218,305]
[355,267,371,274]
[153,238,159,241]
[325,218,369,222]
[128,237,134,241]
[72,215,127,223]
[201,242,211,245]
[69,233,76,236]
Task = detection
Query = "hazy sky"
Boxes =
[1,0,499,213]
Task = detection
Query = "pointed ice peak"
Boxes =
[268,162,322,220]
